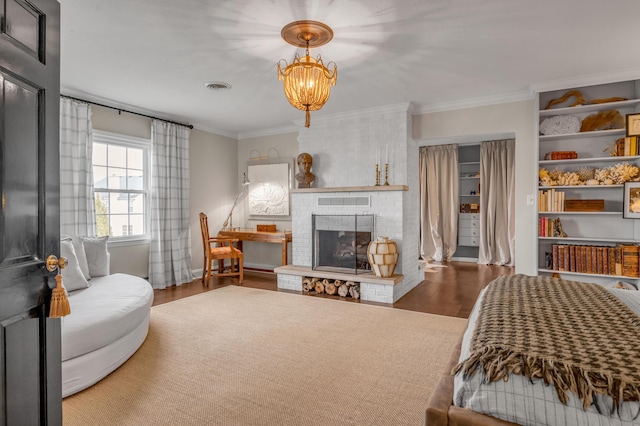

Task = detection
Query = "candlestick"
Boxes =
[385,144,389,164]
[375,164,380,186]
[376,148,380,166]
[384,163,389,186]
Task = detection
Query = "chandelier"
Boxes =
[277,20,337,128]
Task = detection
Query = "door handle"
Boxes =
[46,255,68,272]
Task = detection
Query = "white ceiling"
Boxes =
[59,0,640,139]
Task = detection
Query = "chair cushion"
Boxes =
[211,247,233,256]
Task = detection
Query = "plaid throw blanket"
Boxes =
[453,274,640,410]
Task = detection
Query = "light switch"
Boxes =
[526,194,534,205]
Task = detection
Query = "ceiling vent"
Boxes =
[205,81,232,91]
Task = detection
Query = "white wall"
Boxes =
[236,133,298,269]
[412,100,537,275]
[190,129,239,272]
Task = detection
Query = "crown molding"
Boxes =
[237,124,299,140]
[61,87,240,139]
[189,122,239,139]
[414,88,534,115]
[531,68,640,94]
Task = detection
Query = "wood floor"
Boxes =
[153,262,514,319]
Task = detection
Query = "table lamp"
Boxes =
[221,173,250,231]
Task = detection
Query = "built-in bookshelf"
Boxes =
[535,80,640,285]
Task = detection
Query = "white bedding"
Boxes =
[454,285,640,426]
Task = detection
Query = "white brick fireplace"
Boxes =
[275,103,422,304]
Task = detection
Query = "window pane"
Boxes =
[95,193,111,237]
[128,169,143,190]
[128,147,143,170]
[108,145,127,168]
[93,143,107,166]
[107,168,127,190]
[109,214,128,237]
[94,166,108,189]
[110,193,129,214]
[129,214,144,236]
[130,194,144,214]
[95,192,109,212]
[95,216,110,237]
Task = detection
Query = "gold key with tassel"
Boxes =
[47,255,71,318]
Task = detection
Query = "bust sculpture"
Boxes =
[295,152,315,188]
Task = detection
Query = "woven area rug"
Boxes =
[63,286,466,426]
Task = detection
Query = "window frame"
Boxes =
[92,130,151,246]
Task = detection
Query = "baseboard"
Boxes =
[191,262,278,280]
[450,257,478,263]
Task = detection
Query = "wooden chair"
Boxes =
[199,212,243,284]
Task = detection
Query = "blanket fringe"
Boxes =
[453,345,640,410]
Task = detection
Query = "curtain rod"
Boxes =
[61,94,194,129]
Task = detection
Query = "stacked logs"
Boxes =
[302,277,360,300]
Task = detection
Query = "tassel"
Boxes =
[305,108,310,128]
[49,273,71,318]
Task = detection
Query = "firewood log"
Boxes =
[302,277,312,292]
[315,281,325,294]
[338,284,349,297]
[325,282,337,295]
[349,285,360,300]
[345,281,355,287]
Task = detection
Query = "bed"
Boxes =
[426,274,640,426]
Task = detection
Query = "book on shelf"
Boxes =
[624,136,639,157]
[547,243,633,277]
[538,217,565,237]
[621,244,639,278]
[543,151,578,160]
[538,189,564,212]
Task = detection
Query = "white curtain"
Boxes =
[59,98,96,237]
[148,120,193,289]
[419,144,459,261]
[478,139,515,266]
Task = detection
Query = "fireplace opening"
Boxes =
[312,214,374,274]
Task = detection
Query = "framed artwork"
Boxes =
[247,159,292,218]
[623,181,640,218]
[626,113,640,137]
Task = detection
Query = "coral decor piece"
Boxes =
[539,115,581,135]
[576,166,596,182]
[543,89,628,110]
[608,162,640,184]
[580,110,625,132]
[539,162,640,186]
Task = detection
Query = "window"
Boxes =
[92,131,150,241]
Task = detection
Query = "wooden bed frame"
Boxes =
[425,338,518,426]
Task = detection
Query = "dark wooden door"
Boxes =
[0,0,61,424]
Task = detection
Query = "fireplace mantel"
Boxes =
[291,185,408,194]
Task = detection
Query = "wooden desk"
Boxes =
[218,229,293,266]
